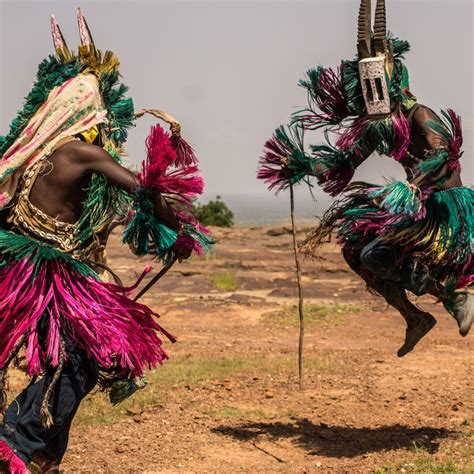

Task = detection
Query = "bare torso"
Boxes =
[29,141,93,224]
[27,139,180,236]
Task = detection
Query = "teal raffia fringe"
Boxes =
[257,125,316,193]
[0,230,98,278]
[311,138,355,196]
[371,181,421,217]
[181,222,215,254]
[417,110,463,182]
[109,377,148,405]
[341,36,412,117]
[0,56,81,157]
[303,185,473,292]
[76,145,132,243]
[123,187,215,264]
[123,187,178,261]
[292,66,350,130]
[0,52,136,244]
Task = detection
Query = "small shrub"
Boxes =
[195,196,234,227]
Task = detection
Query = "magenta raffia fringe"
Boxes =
[0,257,175,378]
[0,440,27,474]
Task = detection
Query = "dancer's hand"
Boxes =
[174,245,192,262]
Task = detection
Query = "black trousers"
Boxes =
[0,345,98,465]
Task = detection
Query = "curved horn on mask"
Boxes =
[51,15,71,61]
[357,0,372,59]
[77,7,95,49]
[373,0,387,55]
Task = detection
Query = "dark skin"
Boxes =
[29,139,191,260]
[316,105,463,354]
[407,106,462,189]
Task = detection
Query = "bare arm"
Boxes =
[76,143,180,231]
[410,107,452,189]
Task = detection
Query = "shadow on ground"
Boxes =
[213,419,454,457]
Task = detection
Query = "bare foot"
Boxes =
[397,313,437,357]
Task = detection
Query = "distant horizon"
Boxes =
[1,0,473,197]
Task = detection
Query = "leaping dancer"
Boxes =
[260,0,473,358]
[0,9,212,473]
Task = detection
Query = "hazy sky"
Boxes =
[1,0,473,202]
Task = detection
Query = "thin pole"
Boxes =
[290,185,305,390]
[134,257,178,302]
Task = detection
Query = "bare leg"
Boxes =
[370,279,437,357]
[343,247,436,356]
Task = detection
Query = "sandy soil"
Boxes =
[7,226,473,473]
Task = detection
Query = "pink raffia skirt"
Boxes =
[0,230,174,379]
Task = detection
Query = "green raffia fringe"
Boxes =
[76,145,132,243]
[341,59,365,116]
[109,377,148,405]
[355,117,394,157]
[417,149,449,177]
[342,36,413,116]
[0,52,136,244]
[0,56,82,157]
[292,66,349,128]
[100,70,135,146]
[371,181,421,217]
[277,125,316,188]
[427,187,473,261]
[0,230,98,279]
[416,110,459,181]
[311,139,352,173]
[123,187,177,260]
[426,110,456,144]
[183,223,215,253]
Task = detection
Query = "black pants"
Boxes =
[353,240,430,296]
[0,345,98,465]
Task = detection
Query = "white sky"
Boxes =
[1,0,473,202]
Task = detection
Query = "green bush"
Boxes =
[195,196,234,227]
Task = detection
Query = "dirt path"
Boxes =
[11,226,472,473]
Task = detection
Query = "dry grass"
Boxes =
[375,432,474,473]
[209,272,238,291]
[73,351,336,427]
[262,303,360,327]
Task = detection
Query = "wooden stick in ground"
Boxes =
[289,184,305,390]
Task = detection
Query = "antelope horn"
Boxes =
[373,0,388,55]
[357,0,372,59]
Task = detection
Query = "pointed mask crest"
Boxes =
[51,15,71,61]
[77,7,95,50]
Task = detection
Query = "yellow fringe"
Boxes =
[79,46,121,77]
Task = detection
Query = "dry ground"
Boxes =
[7,225,473,473]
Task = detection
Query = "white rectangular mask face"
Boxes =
[359,57,391,115]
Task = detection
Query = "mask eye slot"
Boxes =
[364,79,374,103]
[375,78,384,101]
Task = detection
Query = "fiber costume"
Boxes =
[0,10,212,472]
[258,0,472,354]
